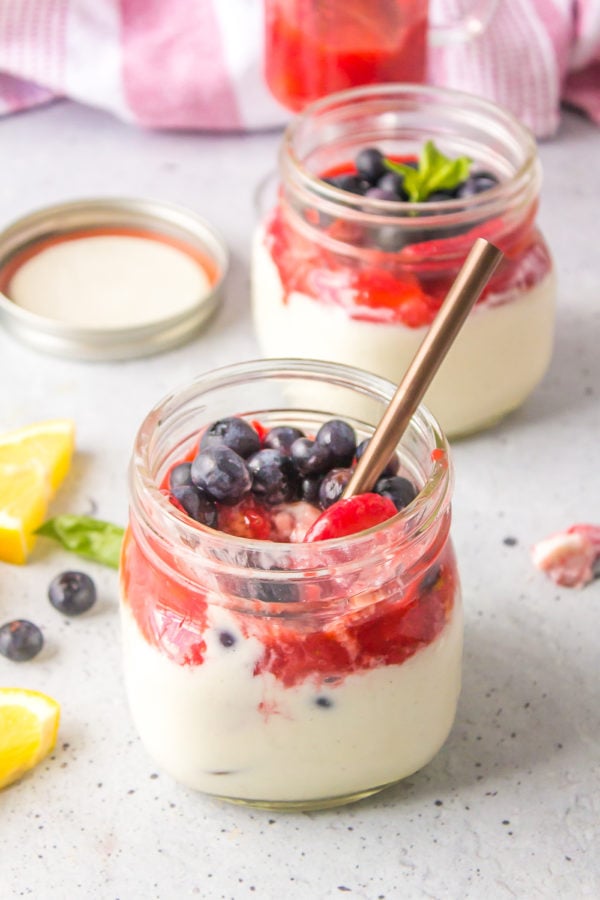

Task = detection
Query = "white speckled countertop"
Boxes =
[0,101,599,900]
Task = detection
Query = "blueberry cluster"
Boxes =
[324,146,499,203]
[169,416,418,525]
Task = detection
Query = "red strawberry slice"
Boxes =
[217,496,272,540]
[305,493,397,542]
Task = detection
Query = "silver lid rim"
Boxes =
[0,196,229,360]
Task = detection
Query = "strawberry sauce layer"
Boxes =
[264,193,552,329]
[122,524,457,686]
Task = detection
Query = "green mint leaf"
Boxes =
[384,140,472,202]
[36,515,125,569]
[383,158,423,202]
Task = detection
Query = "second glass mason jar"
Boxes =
[252,84,556,438]
[120,359,462,810]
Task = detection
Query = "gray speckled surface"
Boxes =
[0,101,599,900]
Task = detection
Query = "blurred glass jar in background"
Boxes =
[264,0,498,112]
[252,84,556,438]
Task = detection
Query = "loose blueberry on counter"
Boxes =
[199,417,260,459]
[191,446,252,505]
[0,619,44,662]
[316,419,356,467]
[319,468,353,509]
[169,462,193,489]
[290,437,332,477]
[355,439,399,477]
[375,475,418,511]
[356,147,386,184]
[248,449,299,506]
[264,425,304,455]
[48,571,97,616]
[172,483,218,527]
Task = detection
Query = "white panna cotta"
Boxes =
[121,598,463,804]
[252,234,556,438]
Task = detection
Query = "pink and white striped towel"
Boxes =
[0,0,598,137]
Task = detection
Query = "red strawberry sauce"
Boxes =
[121,501,458,688]
[264,162,552,329]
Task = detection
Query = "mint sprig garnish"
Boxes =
[36,515,125,569]
[384,140,472,203]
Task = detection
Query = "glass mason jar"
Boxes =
[252,84,556,438]
[120,359,462,811]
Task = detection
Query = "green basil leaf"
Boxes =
[384,140,472,202]
[36,515,125,569]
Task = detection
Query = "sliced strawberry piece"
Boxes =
[217,496,272,540]
[256,631,352,687]
[250,419,269,445]
[305,493,397,542]
[351,592,445,667]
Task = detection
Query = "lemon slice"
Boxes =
[0,419,75,564]
[0,688,60,789]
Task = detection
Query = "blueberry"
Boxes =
[199,417,260,459]
[316,419,356,467]
[169,462,193,490]
[264,426,304,455]
[421,565,441,591]
[331,174,369,195]
[374,225,411,252]
[355,439,399,477]
[290,437,332,477]
[456,171,499,198]
[252,579,299,604]
[364,187,398,202]
[315,696,333,708]
[377,171,407,198]
[301,475,322,505]
[191,446,252,505]
[219,630,236,648]
[426,189,458,202]
[172,483,217,527]
[319,468,352,509]
[0,619,43,662]
[248,449,299,506]
[374,475,417,511]
[356,147,385,184]
[48,571,97,616]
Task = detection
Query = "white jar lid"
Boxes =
[0,197,228,361]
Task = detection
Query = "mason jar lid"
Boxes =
[0,197,229,361]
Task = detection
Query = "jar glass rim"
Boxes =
[280,83,539,223]
[129,358,452,564]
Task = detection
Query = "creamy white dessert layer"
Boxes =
[121,598,463,803]
[252,237,556,437]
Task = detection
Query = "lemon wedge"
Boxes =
[0,419,75,564]
[0,688,61,789]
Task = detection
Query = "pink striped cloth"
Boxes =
[0,0,598,137]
